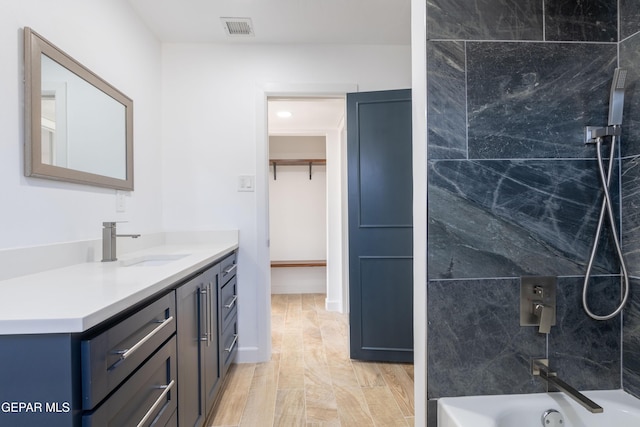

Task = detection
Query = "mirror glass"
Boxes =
[24,28,134,190]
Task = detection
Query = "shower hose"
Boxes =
[583,131,630,321]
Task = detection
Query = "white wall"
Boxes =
[269,135,326,261]
[161,43,411,362]
[269,135,326,294]
[0,0,163,249]
[412,0,429,423]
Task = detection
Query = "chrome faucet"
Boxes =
[102,222,141,262]
[532,359,603,414]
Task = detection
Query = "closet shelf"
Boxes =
[269,159,326,180]
[271,260,327,268]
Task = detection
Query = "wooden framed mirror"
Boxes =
[24,27,134,190]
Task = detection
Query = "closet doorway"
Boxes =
[267,97,347,312]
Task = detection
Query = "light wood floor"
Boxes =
[207,293,415,427]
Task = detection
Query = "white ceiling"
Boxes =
[126,0,408,132]
[126,0,411,45]
[268,98,345,134]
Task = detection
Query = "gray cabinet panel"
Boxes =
[176,272,206,427]
[175,261,222,427]
[220,318,238,377]
[203,265,221,413]
[0,334,80,426]
[81,292,176,410]
[219,252,237,284]
[82,335,177,427]
[218,254,238,379]
[220,276,237,331]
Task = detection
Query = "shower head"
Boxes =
[608,68,627,126]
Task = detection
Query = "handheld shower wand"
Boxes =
[583,68,630,321]
[608,68,627,126]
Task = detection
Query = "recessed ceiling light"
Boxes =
[277,111,292,118]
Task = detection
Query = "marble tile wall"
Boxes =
[620,32,640,157]
[621,29,640,399]
[428,277,621,397]
[426,0,629,399]
[426,0,543,41]
[545,1,617,42]
[620,0,640,41]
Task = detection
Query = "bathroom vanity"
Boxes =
[0,237,238,427]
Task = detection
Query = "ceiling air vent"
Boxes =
[221,17,254,37]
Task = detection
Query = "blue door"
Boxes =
[347,89,413,363]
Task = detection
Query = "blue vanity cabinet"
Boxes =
[0,248,238,426]
[0,290,178,427]
[175,262,222,427]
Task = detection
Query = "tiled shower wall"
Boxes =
[426,0,640,399]
[621,1,640,398]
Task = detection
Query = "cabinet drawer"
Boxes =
[83,335,178,427]
[81,292,176,409]
[220,276,237,331]
[219,252,237,284]
[220,318,238,376]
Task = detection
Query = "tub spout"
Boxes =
[532,359,603,414]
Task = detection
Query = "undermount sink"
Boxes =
[120,254,190,267]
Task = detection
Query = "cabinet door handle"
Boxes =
[136,379,175,427]
[114,316,174,361]
[223,264,237,275]
[224,295,238,309]
[225,334,238,353]
[200,287,209,342]
[207,282,213,344]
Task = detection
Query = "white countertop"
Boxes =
[0,237,238,335]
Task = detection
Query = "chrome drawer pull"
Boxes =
[114,316,174,360]
[200,286,210,342]
[224,295,238,309]
[225,334,238,353]
[136,379,175,427]
[223,264,237,275]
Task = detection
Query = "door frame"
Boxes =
[255,77,427,423]
[255,83,358,358]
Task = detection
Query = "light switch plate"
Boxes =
[116,191,126,212]
[238,175,255,192]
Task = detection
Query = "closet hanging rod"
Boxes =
[271,260,327,268]
[269,159,326,180]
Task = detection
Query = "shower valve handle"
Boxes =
[533,302,553,334]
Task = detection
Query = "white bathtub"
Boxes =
[437,390,640,427]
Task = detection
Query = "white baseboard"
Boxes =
[325,298,343,313]
[235,346,270,363]
[270,267,326,294]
